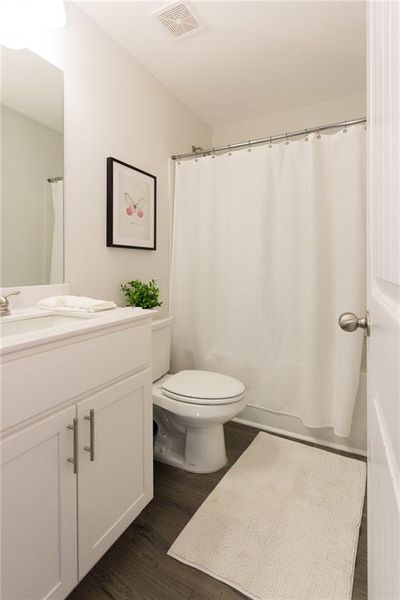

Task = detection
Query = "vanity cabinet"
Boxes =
[1,313,153,600]
[1,406,78,600]
[77,370,153,579]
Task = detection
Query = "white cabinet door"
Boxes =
[77,369,153,579]
[1,406,78,600]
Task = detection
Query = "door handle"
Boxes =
[67,418,78,474]
[338,311,370,336]
[84,409,95,461]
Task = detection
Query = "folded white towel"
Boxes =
[37,295,117,313]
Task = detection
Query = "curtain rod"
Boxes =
[171,117,367,161]
[47,176,64,182]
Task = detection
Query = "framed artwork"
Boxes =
[107,157,156,250]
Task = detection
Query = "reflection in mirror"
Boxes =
[1,47,64,287]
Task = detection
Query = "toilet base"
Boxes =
[154,446,227,474]
[154,406,228,473]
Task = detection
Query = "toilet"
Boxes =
[152,317,247,473]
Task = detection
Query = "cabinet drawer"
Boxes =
[2,321,151,431]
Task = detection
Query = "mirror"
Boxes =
[1,47,64,287]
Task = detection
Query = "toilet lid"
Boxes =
[161,370,245,405]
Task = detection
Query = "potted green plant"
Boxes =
[121,279,162,310]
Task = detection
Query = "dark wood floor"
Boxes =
[68,422,367,600]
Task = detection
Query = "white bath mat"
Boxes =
[168,432,366,600]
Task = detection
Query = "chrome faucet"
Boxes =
[0,290,20,316]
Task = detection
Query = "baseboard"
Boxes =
[232,417,368,458]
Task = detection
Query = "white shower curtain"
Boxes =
[49,179,64,284]
[170,125,366,437]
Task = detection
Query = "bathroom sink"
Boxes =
[0,314,97,337]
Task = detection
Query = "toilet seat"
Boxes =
[161,370,245,405]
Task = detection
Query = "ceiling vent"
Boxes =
[151,2,205,40]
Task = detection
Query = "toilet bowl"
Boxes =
[151,318,247,473]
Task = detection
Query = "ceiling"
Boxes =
[1,47,63,132]
[79,0,366,127]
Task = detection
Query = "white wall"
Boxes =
[1,104,63,287]
[24,9,365,452]
[213,93,366,146]
[27,3,211,311]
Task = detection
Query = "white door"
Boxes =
[77,370,153,579]
[1,406,78,600]
[368,2,400,598]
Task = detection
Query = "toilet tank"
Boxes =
[151,316,174,382]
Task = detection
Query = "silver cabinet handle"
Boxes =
[338,311,370,337]
[67,418,78,474]
[84,409,95,462]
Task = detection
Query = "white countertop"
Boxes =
[0,307,155,356]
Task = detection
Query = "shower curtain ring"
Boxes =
[285,133,289,145]
[228,144,232,156]
[247,140,252,152]
[317,126,321,139]
[304,128,308,142]
[269,136,272,148]
[343,120,348,133]
[212,147,216,158]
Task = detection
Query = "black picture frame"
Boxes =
[106,157,157,250]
